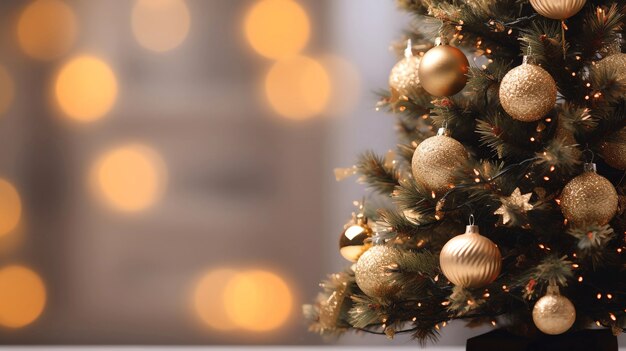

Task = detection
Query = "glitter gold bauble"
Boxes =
[560,164,618,226]
[411,129,468,194]
[499,63,557,122]
[418,44,469,97]
[389,56,421,96]
[600,127,626,170]
[596,53,626,86]
[530,0,586,20]
[532,285,576,335]
[354,245,402,298]
[339,214,372,262]
[439,225,502,288]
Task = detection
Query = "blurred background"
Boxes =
[0,0,499,346]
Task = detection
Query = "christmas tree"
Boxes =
[304,0,626,345]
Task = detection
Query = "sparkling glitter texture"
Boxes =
[439,225,502,288]
[411,134,468,194]
[532,285,576,335]
[389,55,421,96]
[596,53,626,86]
[354,245,402,298]
[529,0,586,20]
[499,63,557,122]
[560,170,618,226]
[600,127,626,170]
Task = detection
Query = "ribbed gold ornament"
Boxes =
[600,127,626,170]
[596,53,626,85]
[499,62,557,122]
[529,0,586,20]
[532,285,576,335]
[439,225,501,288]
[389,56,421,96]
[560,164,618,226]
[411,129,468,195]
[354,245,402,298]
[418,44,469,97]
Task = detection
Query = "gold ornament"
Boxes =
[439,224,502,288]
[494,188,534,225]
[532,284,576,335]
[411,128,468,195]
[600,127,626,170]
[389,39,421,96]
[354,245,402,298]
[596,53,626,90]
[499,60,557,122]
[339,213,372,262]
[418,41,469,97]
[529,0,586,20]
[561,163,618,226]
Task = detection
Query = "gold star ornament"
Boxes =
[494,187,534,225]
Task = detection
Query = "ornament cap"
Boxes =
[583,162,597,172]
[404,39,413,58]
[546,283,560,295]
[437,127,448,136]
[465,225,480,234]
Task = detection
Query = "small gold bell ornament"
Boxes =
[560,162,618,226]
[439,218,502,288]
[532,283,576,335]
[338,211,373,262]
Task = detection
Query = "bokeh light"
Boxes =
[264,56,330,120]
[223,270,292,332]
[244,0,310,59]
[90,144,166,212]
[0,179,22,237]
[0,65,15,116]
[193,268,239,331]
[0,265,46,328]
[54,55,118,122]
[17,0,77,60]
[318,55,361,117]
[132,0,191,52]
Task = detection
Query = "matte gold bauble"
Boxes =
[389,56,421,96]
[354,245,402,298]
[560,164,618,226]
[339,214,372,262]
[600,127,626,170]
[499,62,557,122]
[596,53,626,85]
[439,225,502,288]
[418,44,469,96]
[411,129,468,194]
[532,285,576,335]
[530,0,586,20]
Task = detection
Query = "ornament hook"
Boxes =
[404,39,413,58]
[469,214,475,226]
